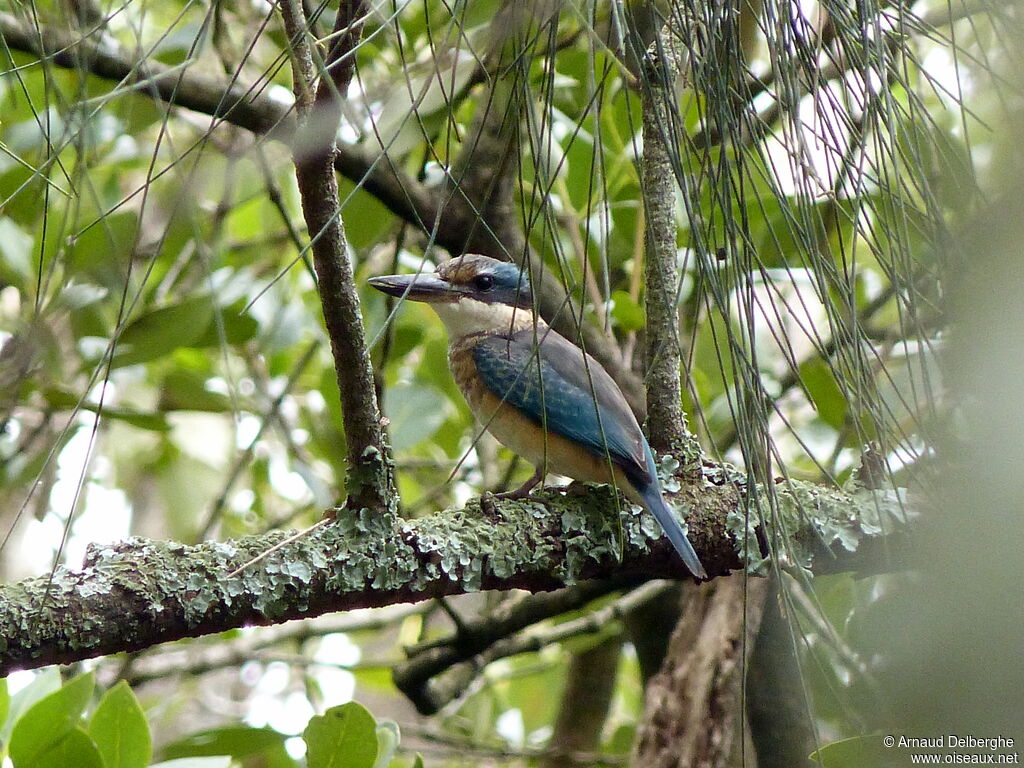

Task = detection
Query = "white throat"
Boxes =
[431,298,536,339]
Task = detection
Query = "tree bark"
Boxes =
[641,31,690,456]
[0,471,906,675]
[277,0,393,510]
[631,576,770,768]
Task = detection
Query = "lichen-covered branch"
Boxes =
[0,466,910,675]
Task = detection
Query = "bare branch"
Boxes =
[277,0,391,509]
[395,579,640,714]
[0,11,291,136]
[119,603,427,686]
[640,31,690,454]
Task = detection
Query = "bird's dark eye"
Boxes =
[473,274,495,291]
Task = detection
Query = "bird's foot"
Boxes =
[479,470,556,518]
[479,491,501,520]
[490,468,544,501]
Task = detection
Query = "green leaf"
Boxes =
[65,212,140,284]
[610,290,645,331]
[160,726,294,768]
[0,679,9,735]
[410,754,424,768]
[111,297,215,368]
[350,664,395,693]
[53,282,109,312]
[384,384,448,452]
[9,672,95,768]
[31,727,104,768]
[372,721,400,768]
[0,216,36,283]
[2,669,62,744]
[42,389,171,432]
[388,324,425,361]
[100,409,171,432]
[799,357,847,430]
[303,702,378,768]
[190,299,260,348]
[87,681,152,768]
[337,182,393,250]
[157,370,234,413]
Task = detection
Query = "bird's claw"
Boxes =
[490,468,544,501]
[489,485,540,501]
[479,491,501,519]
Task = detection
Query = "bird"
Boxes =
[369,254,707,579]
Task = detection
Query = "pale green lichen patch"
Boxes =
[661,436,702,475]
[557,483,664,581]
[718,475,912,575]
[701,460,747,489]
[279,507,412,597]
[748,481,911,572]
[345,444,397,510]
[657,455,683,493]
[726,501,761,570]
[633,509,663,548]
[406,498,561,590]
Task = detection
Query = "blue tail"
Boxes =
[636,450,708,579]
[640,484,707,579]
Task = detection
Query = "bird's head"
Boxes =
[369,254,535,337]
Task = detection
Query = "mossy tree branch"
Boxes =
[0,468,910,675]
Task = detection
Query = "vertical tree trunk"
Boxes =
[631,577,769,768]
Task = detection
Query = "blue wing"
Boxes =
[472,328,708,579]
[471,329,650,486]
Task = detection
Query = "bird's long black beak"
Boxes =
[367,272,453,303]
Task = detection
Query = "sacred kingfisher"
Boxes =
[369,254,707,579]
